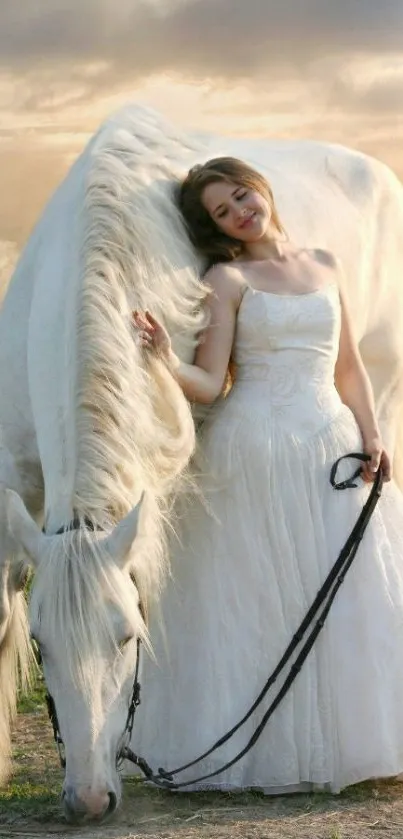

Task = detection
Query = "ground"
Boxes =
[1,682,403,839]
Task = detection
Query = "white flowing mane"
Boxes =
[70,108,210,607]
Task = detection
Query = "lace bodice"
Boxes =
[228,281,344,437]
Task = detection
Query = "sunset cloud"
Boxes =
[1,0,402,91]
[0,0,401,256]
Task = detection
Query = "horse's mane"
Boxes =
[71,107,210,607]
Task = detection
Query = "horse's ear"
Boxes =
[5,490,46,569]
[102,493,145,568]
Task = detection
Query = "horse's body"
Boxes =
[0,104,402,822]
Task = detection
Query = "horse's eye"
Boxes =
[118,636,134,652]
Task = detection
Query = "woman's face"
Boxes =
[201,180,272,243]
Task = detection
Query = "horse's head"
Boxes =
[6,489,147,823]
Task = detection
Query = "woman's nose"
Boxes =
[235,205,247,220]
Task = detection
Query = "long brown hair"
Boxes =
[178,157,284,266]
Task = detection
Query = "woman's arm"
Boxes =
[134,266,242,405]
[335,283,391,480]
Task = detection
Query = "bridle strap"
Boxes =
[45,693,67,769]
[37,637,143,772]
[31,641,67,769]
[116,637,142,768]
[55,517,104,535]
[42,515,104,536]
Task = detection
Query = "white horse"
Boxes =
[0,103,402,823]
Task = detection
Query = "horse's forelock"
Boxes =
[30,531,147,693]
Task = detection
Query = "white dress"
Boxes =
[132,280,403,793]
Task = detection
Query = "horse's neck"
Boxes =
[23,164,89,532]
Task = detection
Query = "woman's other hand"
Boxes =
[362,437,392,482]
[132,310,172,360]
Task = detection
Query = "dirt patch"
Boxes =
[2,710,403,839]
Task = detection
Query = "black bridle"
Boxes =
[35,516,144,772]
[33,636,143,772]
[37,454,382,787]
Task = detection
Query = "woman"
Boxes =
[131,157,403,793]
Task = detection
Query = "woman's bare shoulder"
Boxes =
[204,262,246,301]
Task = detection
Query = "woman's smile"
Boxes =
[238,212,257,229]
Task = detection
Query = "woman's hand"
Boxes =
[132,310,172,360]
[362,436,392,482]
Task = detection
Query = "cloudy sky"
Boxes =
[0,0,402,278]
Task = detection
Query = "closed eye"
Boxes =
[118,635,134,652]
[216,190,248,218]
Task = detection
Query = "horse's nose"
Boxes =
[62,786,117,822]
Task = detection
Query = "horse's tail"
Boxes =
[0,577,33,785]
